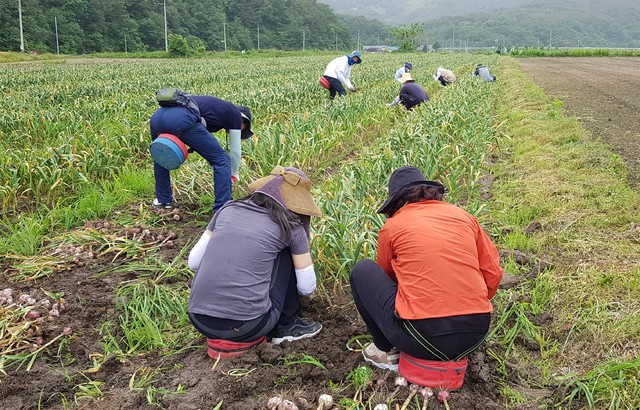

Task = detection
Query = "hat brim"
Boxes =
[239,108,253,139]
[241,128,253,140]
[248,174,322,218]
[398,73,414,84]
[377,181,445,214]
[248,174,274,192]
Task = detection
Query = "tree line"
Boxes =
[0,0,381,54]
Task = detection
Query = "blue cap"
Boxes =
[405,62,412,69]
[348,51,362,64]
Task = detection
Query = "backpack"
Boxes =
[155,88,200,117]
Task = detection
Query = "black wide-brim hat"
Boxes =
[377,166,445,214]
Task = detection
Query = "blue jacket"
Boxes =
[192,96,243,133]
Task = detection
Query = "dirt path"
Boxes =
[518,57,640,188]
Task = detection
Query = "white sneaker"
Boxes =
[362,343,400,371]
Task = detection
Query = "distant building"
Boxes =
[363,45,398,53]
[416,44,434,52]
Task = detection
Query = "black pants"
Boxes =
[350,259,490,360]
[189,248,301,342]
[325,76,346,99]
[399,93,424,111]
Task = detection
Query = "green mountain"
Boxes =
[320,0,532,23]
[322,0,640,48]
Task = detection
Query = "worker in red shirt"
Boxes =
[350,166,503,370]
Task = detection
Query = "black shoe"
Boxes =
[269,316,322,345]
[152,198,173,210]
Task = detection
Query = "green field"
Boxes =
[1,53,638,409]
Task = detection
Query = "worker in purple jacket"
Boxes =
[388,73,429,110]
[150,96,253,213]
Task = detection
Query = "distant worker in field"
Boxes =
[387,73,429,110]
[187,166,323,356]
[394,62,412,81]
[349,166,503,370]
[473,64,497,82]
[149,94,253,213]
[321,50,362,99]
[433,66,456,86]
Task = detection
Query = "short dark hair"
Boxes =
[383,185,444,218]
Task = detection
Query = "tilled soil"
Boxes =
[518,57,640,188]
[0,205,514,410]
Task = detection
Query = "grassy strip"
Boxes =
[0,165,153,256]
[493,58,640,408]
[512,48,640,57]
[0,52,67,64]
[87,49,341,59]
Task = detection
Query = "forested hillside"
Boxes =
[427,0,640,49]
[323,0,640,48]
[320,0,532,22]
[3,0,638,55]
[0,0,352,54]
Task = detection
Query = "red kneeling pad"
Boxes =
[398,352,468,390]
[319,76,331,90]
[206,336,266,359]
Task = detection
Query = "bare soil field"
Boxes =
[518,57,640,188]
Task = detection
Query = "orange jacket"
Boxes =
[376,200,503,320]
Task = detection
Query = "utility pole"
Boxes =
[549,29,552,49]
[124,33,127,53]
[18,0,25,52]
[55,17,60,54]
[257,25,260,50]
[357,30,360,51]
[335,32,337,50]
[223,22,227,51]
[163,0,168,51]
[452,29,455,53]
[302,30,305,52]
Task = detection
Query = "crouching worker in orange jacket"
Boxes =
[350,166,504,370]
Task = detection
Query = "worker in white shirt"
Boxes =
[321,51,362,99]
